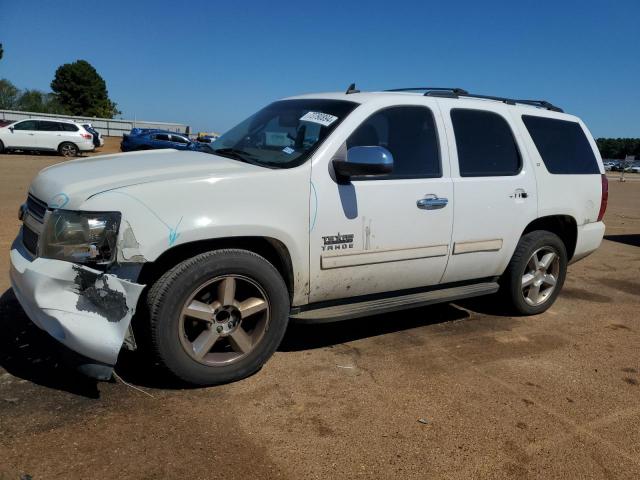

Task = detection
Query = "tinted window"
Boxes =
[153,134,171,141]
[37,121,61,131]
[451,109,521,177]
[522,115,599,174]
[171,135,189,144]
[13,120,38,131]
[60,123,79,132]
[346,106,441,179]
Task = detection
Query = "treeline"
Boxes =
[596,138,640,160]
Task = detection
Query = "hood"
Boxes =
[29,149,262,209]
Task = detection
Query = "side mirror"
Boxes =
[332,146,393,182]
[9,127,14,132]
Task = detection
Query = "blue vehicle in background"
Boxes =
[121,129,206,152]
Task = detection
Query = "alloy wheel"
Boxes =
[521,247,560,306]
[178,275,270,366]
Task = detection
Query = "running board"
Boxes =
[291,282,499,323]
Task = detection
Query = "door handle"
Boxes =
[417,195,448,210]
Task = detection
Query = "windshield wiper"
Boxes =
[210,148,259,165]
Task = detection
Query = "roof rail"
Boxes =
[383,87,563,112]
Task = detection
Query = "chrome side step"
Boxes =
[291,282,499,323]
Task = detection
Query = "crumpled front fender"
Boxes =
[9,244,145,369]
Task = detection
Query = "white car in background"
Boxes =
[0,118,95,157]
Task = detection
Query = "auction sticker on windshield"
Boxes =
[300,111,338,127]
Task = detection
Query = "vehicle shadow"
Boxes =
[604,234,640,248]
[280,302,470,352]
[0,288,101,398]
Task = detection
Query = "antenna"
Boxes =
[345,83,360,94]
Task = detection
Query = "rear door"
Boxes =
[35,120,62,150]
[6,120,38,148]
[439,102,537,283]
[309,101,454,302]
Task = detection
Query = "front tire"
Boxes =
[58,142,78,157]
[147,249,290,385]
[0,139,4,153]
[502,231,567,315]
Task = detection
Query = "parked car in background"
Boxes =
[121,129,194,152]
[627,162,640,173]
[602,160,617,171]
[0,118,95,157]
[82,123,104,148]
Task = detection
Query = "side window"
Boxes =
[522,115,599,174]
[13,120,38,131]
[37,121,61,131]
[60,123,79,132]
[451,109,521,177]
[171,135,189,144]
[346,106,441,179]
[153,134,171,141]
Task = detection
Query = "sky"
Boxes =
[1,0,639,137]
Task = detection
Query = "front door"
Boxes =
[438,103,537,283]
[309,101,453,303]
[7,120,38,149]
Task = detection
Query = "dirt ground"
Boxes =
[0,143,638,479]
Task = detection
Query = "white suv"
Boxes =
[9,86,607,385]
[0,118,95,156]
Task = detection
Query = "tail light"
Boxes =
[597,174,608,221]
[81,133,93,139]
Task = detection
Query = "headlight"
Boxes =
[39,211,121,264]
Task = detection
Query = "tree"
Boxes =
[15,89,66,114]
[0,78,19,109]
[50,60,120,118]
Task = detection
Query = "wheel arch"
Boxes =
[521,215,577,260]
[137,236,295,301]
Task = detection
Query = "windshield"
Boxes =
[206,99,357,168]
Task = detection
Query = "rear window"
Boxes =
[60,123,79,132]
[451,109,521,177]
[522,116,599,174]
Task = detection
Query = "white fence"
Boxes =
[0,109,189,137]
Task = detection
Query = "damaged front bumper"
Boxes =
[9,239,145,380]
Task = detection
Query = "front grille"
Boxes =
[22,225,39,255]
[27,194,47,221]
[22,194,48,256]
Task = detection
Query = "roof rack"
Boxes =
[383,87,564,112]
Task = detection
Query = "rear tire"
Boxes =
[501,231,567,315]
[58,142,78,157]
[147,249,290,386]
[0,140,4,153]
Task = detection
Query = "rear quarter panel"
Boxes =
[509,111,603,227]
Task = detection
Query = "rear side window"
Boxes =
[522,115,599,174]
[451,109,521,177]
[60,123,79,132]
[153,134,171,141]
[171,135,189,144]
[37,121,61,131]
[347,105,441,179]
